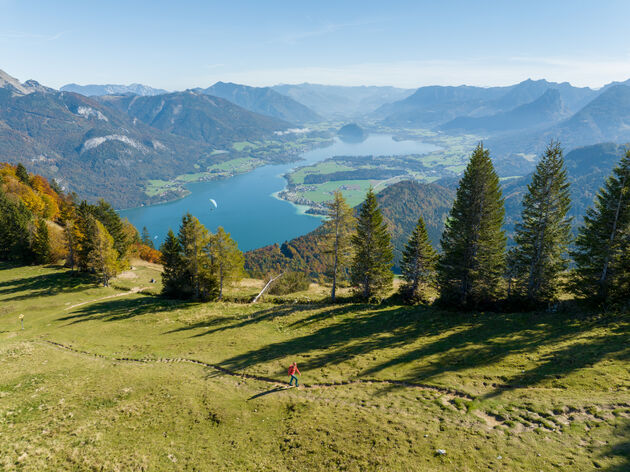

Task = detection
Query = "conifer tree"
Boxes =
[572,150,630,304]
[178,213,217,300]
[209,226,244,300]
[75,203,97,271]
[87,220,119,286]
[400,216,438,303]
[31,218,53,264]
[438,143,506,307]
[350,188,394,300]
[0,188,33,263]
[141,226,155,249]
[512,142,572,304]
[160,229,184,297]
[15,163,30,185]
[92,199,131,259]
[324,190,355,301]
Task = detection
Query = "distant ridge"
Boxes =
[61,83,168,96]
[198,82,320,123]
[440,89,569,133]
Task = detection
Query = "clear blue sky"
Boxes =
[2,0,629,90]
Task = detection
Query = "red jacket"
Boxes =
[288,365,300,376]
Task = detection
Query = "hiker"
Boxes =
[288,362,301,387]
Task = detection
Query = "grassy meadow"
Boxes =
[0,262,628,471]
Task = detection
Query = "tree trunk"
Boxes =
[252,272,284,303]
[331,217,339,301]
[599,172,627,298]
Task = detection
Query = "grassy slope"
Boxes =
[0,263,629,471]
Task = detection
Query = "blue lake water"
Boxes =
[119,134,439,251]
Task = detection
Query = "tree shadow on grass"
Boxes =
[215,304,449,375]
[600,419,630,471]
[215,304,630,398]
[57,294,196,325]
[164,303,351,338]
[247,386,289,401]
[0,270,95,302]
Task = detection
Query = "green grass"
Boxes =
[0,263,629,470]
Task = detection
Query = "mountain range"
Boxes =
[0,69,292,207]
[60,83,169,96]
[95,91,289,146]
[375,79,597,128]
[196,82,320,124]
[439,88,569,134]
[272,83,415,118]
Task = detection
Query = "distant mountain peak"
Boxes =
[60,83,169,97]
[0,69,49,95]
[200,81,320,123]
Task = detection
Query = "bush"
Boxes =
[268,271,310,295]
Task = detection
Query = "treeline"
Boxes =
[315,142,630,308]
[0,163,159,284]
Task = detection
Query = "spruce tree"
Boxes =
[160,229,184,298]
[92,199,131,259]
[209,226,244,300]
[141,226,155,249]
[15,163,30,185]
[31,218,53,264]
[0,188,33,263]
[512,142,572,304]
[324,190,355,301]
[64,221,79,271]
[350,188,394,300]
[178,213,217,301]
[438,143,506,308]
[400,216,438,303]
[75,203,98,271]
[572,150,630,304]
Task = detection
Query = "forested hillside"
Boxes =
[0,69,298,208]
[0,162,157,279]
[245,180,454,276]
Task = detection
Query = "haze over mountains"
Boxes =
[96,91,289,145]
[4,66,630,212]
[0,69,294,207]
[60,83,169,97]
[196,82,320,124]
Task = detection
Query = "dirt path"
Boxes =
[41,340,473,400]
[65,287,150,310]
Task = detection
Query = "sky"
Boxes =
[2,0,630,90]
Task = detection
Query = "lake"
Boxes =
[119,134,439,251]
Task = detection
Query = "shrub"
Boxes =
[268,271,310,295]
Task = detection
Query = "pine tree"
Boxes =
[31,218,53,264]
[438,143,506,308]
[323,190,355,301]
[512,142,572,304]
[350,188,394,300]
[141,226,155,249]
[209,226,244,300]
[572,150,630,304]
[178,213,217,301]
[87,220,119,286]
[400,216,438,303]
[160,229,184,297]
